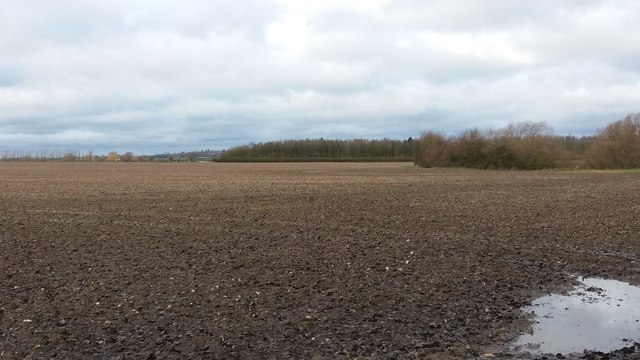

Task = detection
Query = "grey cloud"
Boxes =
[0,66,23,87]
[0,0,279,43]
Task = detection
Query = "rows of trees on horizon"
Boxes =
[0,149,219,163]
[218,138,414,162]
[2,113,639,169]
[218,113,640,169]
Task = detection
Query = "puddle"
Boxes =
[513,277,640,355]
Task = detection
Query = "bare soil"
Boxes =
[1,163,639,359]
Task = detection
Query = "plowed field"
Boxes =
[1,163,639,359]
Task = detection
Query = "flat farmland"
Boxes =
[1,162,639,359]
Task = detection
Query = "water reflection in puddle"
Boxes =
[514,277,640,354]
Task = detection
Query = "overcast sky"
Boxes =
[1,0,639,154]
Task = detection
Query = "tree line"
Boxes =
[413,113,640,169]
[0,150,146,162]
[218,138,414,162]
[0,149,96,162]
[0,150,211,162]
[3,113,638,169]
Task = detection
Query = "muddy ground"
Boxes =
[1,163,639,359]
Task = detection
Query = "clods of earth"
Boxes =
[1,163,640,359]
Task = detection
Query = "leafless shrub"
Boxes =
[413,131,451,168]
[417,122,569,169]
[587,113,640,169]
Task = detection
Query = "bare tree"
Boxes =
[120,152,135,162]
[414,131,450,168]
[107,152,120,162]
[588,113,640,169]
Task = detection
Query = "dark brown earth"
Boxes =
[1,163,639,359]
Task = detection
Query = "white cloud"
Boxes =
[0,0,639,153]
